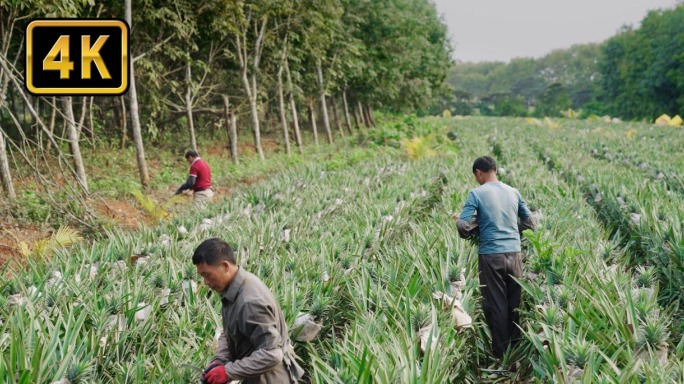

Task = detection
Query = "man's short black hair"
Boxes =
[192,238,236,266]
[473,156,497,173]
[185,150,199,159]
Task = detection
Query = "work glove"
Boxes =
[204,364,230,384]
[200,361,223,384]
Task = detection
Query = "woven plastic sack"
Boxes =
[292,313,322,342]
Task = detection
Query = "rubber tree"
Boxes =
[230,1,280,161]
[126,0,150,188]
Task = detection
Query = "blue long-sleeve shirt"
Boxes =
[458,181,532,254]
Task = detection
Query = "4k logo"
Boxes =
[26,19,129,95]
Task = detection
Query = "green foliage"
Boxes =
[479,93,528,117]
[19,226,83,259]
[362,114,457,154]
[11,191,51,223]
[442,43,602,117]
[401,137,436,160]
[65,361,94,384]
[563,338,595,369]
[598,4,684,120]
[341,0,453,112]
[637,316,670,350]
[130,190,184,224]
[579,101,609,119]
[326,147,376,171]
[535,83,572,117]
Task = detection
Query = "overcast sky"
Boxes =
[432,0,680,63]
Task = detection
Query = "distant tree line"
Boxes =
[434,3,684,121]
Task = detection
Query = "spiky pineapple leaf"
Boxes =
[48,226,83,250]
[18,241,31,258]
[131,190,172,223]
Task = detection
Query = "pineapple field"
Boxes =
[2,115,684,383]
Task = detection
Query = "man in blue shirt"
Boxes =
[457,156,535,359]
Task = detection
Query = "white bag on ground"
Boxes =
[106,314,126,332]
[292,313,322,342]
[135,303,152,322]
[182,280,198,296]
[418,324,437,353]
[8,294,27,306]
[432,292,473,329]
[450,302,473,329]
[158,288,171,306]
[281,229,291,243]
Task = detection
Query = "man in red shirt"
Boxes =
[176,150,214,206]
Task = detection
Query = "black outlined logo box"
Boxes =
[26,19,129,95]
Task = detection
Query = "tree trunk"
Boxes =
[342,91,353,134]
[8,88,19,127]
[223,95,238,165]
[239,59,265,160]
[330,97,344,138]
[368,105,376,126]
[358,101,369,127]
[35,101,43,148]
[61,96,89,194]
[363,104,372,127]
[88,96,95,141]
[46,97,57,152]
[277,65,291,155]
[185,62,197,152]
[119,95,127,150]
[230,114,237,157]
[352,100,361,129]
[308,100,318,145]
[59,115,66,140]
[316,61,333,144]
[284,59,302,153]
[126,0,150,188]
[32,97,39,129]
[77,96,87,136]
[23,94,28,125]
[0,126,15,199]
[234,16,267,161]
[247,73,265,160]
[0,65,13,173]
[0,63,9,107]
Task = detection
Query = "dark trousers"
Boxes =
[478,252,523,359]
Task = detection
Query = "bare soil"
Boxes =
[0,223,51,272]
[92,198,149,230]
[0,137,290,271]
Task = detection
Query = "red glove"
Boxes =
[204,364,230,384]
[201,361,223,384]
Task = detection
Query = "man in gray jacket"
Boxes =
[194,238,304,384]
[456,156,535,360]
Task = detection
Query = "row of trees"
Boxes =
[440,3,684,120]
[433,43,601,118]
[599,4,684,120]
[0,0,451,221]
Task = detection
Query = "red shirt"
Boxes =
[189,157,212,191]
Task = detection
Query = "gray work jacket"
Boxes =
[214,267,304,383]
